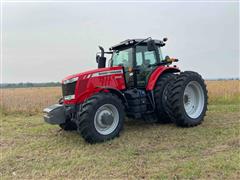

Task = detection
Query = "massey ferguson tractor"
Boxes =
[43,37,208,143]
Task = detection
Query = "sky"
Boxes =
[2,1,239,83]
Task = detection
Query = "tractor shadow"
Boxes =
[123,118,176,136]
[124,117,175,129]
[54,117,176,146]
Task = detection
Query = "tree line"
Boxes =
[0,82,61,88]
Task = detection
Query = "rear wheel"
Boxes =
[77,93,125,143]
[167,71,208,127]
[154,73,177,123]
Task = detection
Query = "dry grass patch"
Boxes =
[0,87,61,115]
[0,80,239,115]
[206,80,240,104]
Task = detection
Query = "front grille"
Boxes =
[62,81,77,97]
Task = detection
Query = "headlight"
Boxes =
[63,77,79,84]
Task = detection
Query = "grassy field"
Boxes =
[0,80,240,179]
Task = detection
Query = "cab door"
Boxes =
[135,45,159,88]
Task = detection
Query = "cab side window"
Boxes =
[136,52,143,66]
[136,46,157,67]
[144,51,157,65]
[136,46,158,87]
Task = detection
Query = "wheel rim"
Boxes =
[183,81,204,119]
[94,104,119,135]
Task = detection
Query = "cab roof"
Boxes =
[110,38,165,50]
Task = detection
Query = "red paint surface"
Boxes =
[146,66,180,91]
[63,65,179,104]
[63,66,126,104]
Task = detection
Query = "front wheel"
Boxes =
[59,120,77,131]
[167,71,208,127]
[58,98,77,131]
[77,93,125,143]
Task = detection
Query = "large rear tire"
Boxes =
[167,71,208,127]
[154,73,177,123]
[77,93,125,143]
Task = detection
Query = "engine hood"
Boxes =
[62,66,123,82]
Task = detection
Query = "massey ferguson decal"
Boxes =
[91,70,123,77]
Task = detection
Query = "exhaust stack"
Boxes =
[97,46,106,68]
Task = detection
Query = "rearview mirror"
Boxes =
[147,40,157,51]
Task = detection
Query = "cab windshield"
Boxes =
[111,48,133,68]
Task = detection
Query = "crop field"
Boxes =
[0,80,240,179]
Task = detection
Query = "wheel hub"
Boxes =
[184,94,189,104]
[101,113,114,126]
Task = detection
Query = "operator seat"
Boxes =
[142,59,150,69]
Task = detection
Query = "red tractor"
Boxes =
[43,38,208,143]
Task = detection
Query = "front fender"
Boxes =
[96,86,128,107]
[146,66,180,91]
[74,86,128,109]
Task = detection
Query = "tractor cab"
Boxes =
[109,38,167,88]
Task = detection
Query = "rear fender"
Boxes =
[146,66,180,91]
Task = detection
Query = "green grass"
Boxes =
[209,95,240,106]
[1,104,240,179]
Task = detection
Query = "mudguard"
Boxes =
[146,66,180,91]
